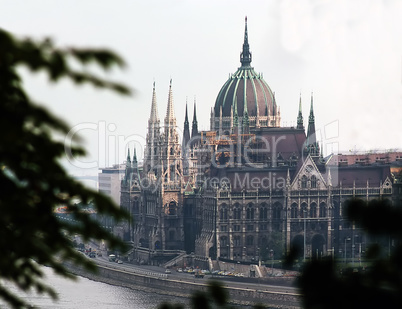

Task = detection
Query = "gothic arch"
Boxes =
[219,203,228,220]
[301,175,308,189]
[259,203,268,220]
[272,202,282,220]
[319,202,327,217]
[291,202,298,218]
[291,235,304,260]
[311,234,326,259]
[233,203,242,220]
[311,175,317,188]
[310,202,317,218]
[246,203,255,220]
[300,202,308,218]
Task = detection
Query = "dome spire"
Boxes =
[240,16,252,67]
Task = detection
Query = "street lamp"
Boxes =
[344,237,351,264]
[270,249,274,276]
[303,210,307,261]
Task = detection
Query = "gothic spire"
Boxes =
[165,79,175,121]
[191,98,199,138]
[124,148,131,184]
[165,79,176,136]
[306,92,319,157]
[149,81,159,122]
[307,92,316,142]
[133,147,137,164]
[182,101,190,149]
[126,148,131,165]
[233,96,239,132]
[297,93,304,130]
[240,16,252,67]
[184,100,190,128]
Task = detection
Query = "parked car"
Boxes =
[165,269,171,274]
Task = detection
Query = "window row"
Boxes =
[290,202,328,218]
[219,202,282,220]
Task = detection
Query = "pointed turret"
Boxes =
[240,16,252,67]
[133,147,138,167]
[165,79,175,122]
[306,92,319,157]
[162,79,181,184]
[233,96,239,134]
[123,148,132,185]
[144,82,161,174]
[126,148,131,167]
[286,168,291,187]
[128,146,141,188]
[149,81,159,122]
[242,109,249,134]
[327,168,332,187]
[297,93,304,130]
[307,93,316,145]
[191,99,199,138]
[182,102,190,150]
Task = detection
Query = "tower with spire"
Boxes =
[144,82,161,177]
[182,102,191,176]
[305,93,320,157]
[162,79,182,185]
[191,99,199,139]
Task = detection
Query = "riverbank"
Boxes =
[65,261,302,308]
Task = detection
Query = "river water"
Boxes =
[1,267,188,309]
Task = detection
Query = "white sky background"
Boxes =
[2,0,402,176]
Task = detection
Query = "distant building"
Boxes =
[119,18,402,266]
[98,164,125,205]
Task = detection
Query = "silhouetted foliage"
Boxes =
[0,28,131,308]
[298,198,402,309]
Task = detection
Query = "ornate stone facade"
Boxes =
[120,18,402,265]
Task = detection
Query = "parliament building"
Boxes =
[119,19,402,266]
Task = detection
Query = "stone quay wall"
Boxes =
[65,262,302,308]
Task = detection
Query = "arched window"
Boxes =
[219,204,228,220]
[246,204,254,220]
[273,202,282,220]
[311,175,317,188]
[310,202,317,218]
[301,175,308,189]
[291,203,298,218]
[234,236,241,246]
[220,236,228,247]
[170,147,174,156]
[319,202,327,217]
[168,201,177,215]
[233,205,242,220]
[301,202,308,218]
[259,203,268,220]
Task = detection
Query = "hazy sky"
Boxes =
[2,0,402,176]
